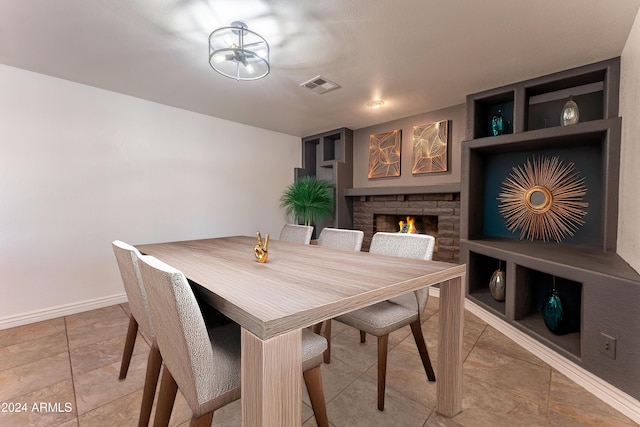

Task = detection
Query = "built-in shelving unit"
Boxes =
[296,128,354,233]
[461,58,640,399]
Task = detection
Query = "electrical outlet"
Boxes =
[600,333,616,359]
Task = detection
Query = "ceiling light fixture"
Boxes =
[367,100,385,109]
[208,21,270,81]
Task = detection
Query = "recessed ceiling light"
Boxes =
[367,100,385,109]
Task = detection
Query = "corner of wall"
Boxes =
[618,7,640,273]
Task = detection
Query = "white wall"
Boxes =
[0,65,300,327]
[619,9,640,272]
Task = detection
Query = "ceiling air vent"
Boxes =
[300,76,341,95]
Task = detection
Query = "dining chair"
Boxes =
[313,227,364,363]
[136,253,330,427]
[111,240,161,427]
[335,232,436,411]
[279,223,314,244]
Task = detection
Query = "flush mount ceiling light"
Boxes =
[208,21,270,81]
[367,100,385,109]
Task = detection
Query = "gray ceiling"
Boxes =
[2,0,639,137]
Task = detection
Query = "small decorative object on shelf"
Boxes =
[561,96,580,126]
[489,261,505,302]
[254,231,269,263]
[491,109,505,136]
[542,277,568,335]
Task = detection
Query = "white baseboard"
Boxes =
[0,293,128,330]
[428,288,640,424]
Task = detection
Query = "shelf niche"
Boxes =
[514,266,581,359]
[467,251,507,316]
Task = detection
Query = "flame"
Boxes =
[398,216,418,233]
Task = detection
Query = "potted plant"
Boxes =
[280,176,334,226]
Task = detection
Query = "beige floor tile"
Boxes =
[474,326,547,368]
[70,332,149,376]
[74,352,147,415]
[77,389,142,427]
[326,374,432,427]
[0,331,68,371]
[65,305,128,331]
[548,370,639,426]
[65,315,130,351]
[1,302,637,427]
[463,345,551,405]
[305,356,362,404]
[0,318,66,347]
[425,373,547,427]
[0,379,76,427]
[371,335,438,410]
[0,352,72,402]
[329,326,378,373]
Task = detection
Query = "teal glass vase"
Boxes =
[542,289,567,335]
[491,110,505,136]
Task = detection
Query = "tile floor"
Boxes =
[0,297,638,427]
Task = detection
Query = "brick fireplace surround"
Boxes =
[351,192,460,262]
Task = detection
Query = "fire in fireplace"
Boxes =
[374,214,439,252]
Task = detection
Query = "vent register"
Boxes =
[300,76,341,94]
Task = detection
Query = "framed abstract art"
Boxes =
[368,129,401,178]
[412,120,448,174]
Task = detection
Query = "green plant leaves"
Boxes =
[280,176,334,226]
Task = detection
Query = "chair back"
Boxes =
[112,240,154,343]
[279,224,314,244]
[317,228,364,251]
[369,232,435,312]
[136,254,233,410]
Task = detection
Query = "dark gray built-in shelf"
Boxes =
[461,57,640,400]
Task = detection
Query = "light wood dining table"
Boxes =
[136,235,466,426]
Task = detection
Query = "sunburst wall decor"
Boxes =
[497,156,588,242]
[412,120,448,174]
[368,130,401,178]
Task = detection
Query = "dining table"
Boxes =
[136,235,466,426]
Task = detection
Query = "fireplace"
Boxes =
[351,192,460,262]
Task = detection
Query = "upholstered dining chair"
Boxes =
[313,227,364,363]
[136,253,330,427]
[112,240,161,427]
[279,223,314,244]
[335,232,436,411]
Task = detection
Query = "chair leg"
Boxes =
[360,330,366,343]
[377,334,389,411]
[153,366,178,427]
[312,322,323,335]
[138,345,162,427]
[322,319,332,364]
[189,412,214,427]
[303,366,329,427]
[410,320,436,382]
[119,316,139,379]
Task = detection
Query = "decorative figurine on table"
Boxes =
[254,231,270,263]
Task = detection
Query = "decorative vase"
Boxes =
[542,288,567,335]
[561,96,579,126]
[489,266,506,302]
[491,110,505,136]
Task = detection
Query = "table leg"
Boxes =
[436,274,465,417]
[241,328,302,426]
